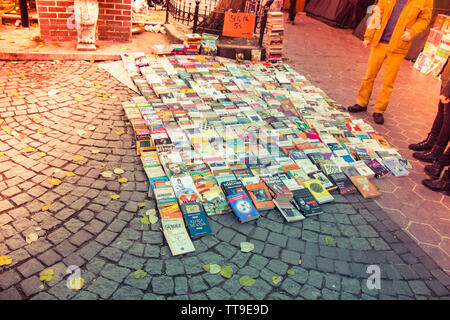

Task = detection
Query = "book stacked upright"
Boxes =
[265,12,284,64]
[184,33,202,55]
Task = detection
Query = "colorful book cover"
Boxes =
[382,158,409,177]
[170,175,201,203]
[291,188,323,217]
[245,183,275,211]
[181,202,212,237]
[227,191,260,223]
[350,175,381,198]
[302,179,334,204]
[328,172,357,194]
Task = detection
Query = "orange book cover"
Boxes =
[282,164,300,172]
[160,203,183,219]
[245,183,275,211]
[349,175,380,198]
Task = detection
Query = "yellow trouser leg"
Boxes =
[373,51,406,114]
[356,44,389,107]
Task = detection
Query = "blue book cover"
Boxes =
[227,192,260,223]
[382,158,409,177]
[181,202,212,237]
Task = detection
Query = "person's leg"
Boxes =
[409,100,444,151]
[372,51,406,114]
[289,0,297,22]
[355,44,389,108]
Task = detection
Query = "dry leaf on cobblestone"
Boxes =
[101,171,113,178]
[65,171,76,177]
[48,89,59,96]
[0,255,12,266]
[110,194,120,200]
[2,127,12,132]
[287,269,295,276]
[220,266,233,279]
[23,146,35,153]
[140,216,150,225]
[117,177,128,184]
[138,202,146,208]
[325,236,337,246]
[75,129,86,136]
[149,216,158,224]
[88,126,96,131]
[74,98,82,102]
[116,131,124,136]
[239,276,255,287]
[68,277,85,291]
[72,155,84,162]
[100,162,107,167]
[39,268,54,282]
[145,209,157,216]
[41,203,51,211]
[203,264,221,274]
[113,168,124,174]
[272,276,282,285]
[26,233,39,244]
[32,116,42,121]
[134,270,147,279]
[0,152,4,157]
[37,127,46,133]
[91,149,100,154]
[93,81,101,86]
[37,152,46,157]
[240,242,254,253]
[48,178,62,186]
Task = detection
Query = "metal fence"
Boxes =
[165,0,268,46]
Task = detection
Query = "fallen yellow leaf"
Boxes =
[48,178,62,186]
[26,233,39,244]
[110,194,120,200]
[41,203,51,211]
[2,127,12,132]
[69,277,85,291]
[65,171,76,177]
[37,152,46,157]
[113,168,124,174]
[33,116,42,121]
[100,162,107,167]
[138,202,146,208]
[0,152,4,157]
[93,81,101,86]
[37,127,46,133]
[116,131,124,136]
[117,177,128,183]
[91,149,100,154]
[23,147,35,153]
[39,268,54,282]
[74,98,82,102]
[0,255,12,266]
[72,155,84,162]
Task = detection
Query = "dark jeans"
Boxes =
[289,0,297,21]
[430,100,450,149]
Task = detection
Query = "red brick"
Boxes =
[56,1,74,6]
[40,12,58,18]
[37,6,48,12]
[57,12,73,19]
[99,3,115,9]
[48,6,67,13]
[37,0,56,5]
[115,15,131,21]
[115,4,131,10]
[39,18,50,25]
[105,9,121,15]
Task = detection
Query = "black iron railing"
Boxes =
[165,0,268,47]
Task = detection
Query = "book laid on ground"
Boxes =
[328,172,357,195]
[245,183,275,211]
[352,160,376,178]
[308,171,338,191]
[382,158,409,177]
[291,188,323,217]
[302,179,334,204]
[349,175,381,198]
[274,199,305,222]
[364,159,391,179]
[162,218,196,256]
[227,191,260,223]
[261,175,293,201]
[180,202,212,237]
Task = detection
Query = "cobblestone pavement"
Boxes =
[284,13,450,272]
[1,58,450,300]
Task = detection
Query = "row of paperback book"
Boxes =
[119,53,411,256]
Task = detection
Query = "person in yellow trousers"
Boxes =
[348,0,433,125]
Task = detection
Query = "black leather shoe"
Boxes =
[373,113,384,125]
[413,145,445,163]
[422,169,450,192]
[408,133,437,151]
[424,161,446,180]
[347,104,367,113]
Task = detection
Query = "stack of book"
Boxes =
[184,33,202,55]
[265,12,284,64]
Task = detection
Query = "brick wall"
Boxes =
[36,0,132,42]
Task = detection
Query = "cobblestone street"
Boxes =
[1,15,450,300]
